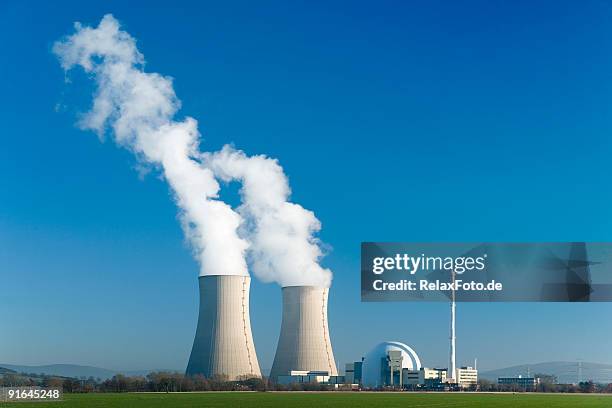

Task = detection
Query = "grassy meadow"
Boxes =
[3,391,612,407]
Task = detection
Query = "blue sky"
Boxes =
[1,0,612,373]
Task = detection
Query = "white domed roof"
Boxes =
[361,341,422,387]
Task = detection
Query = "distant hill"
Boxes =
[0,364,117,380]
[0,366,17,375]
[0,364,178,380]
[481,362,612,384]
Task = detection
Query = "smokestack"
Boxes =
[449,270,456,382]
[449,298,456,381]
[269,286,338,381]
[186,275,261,380]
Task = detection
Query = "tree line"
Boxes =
[2,371,612,393]
[478,379,612,393]
[0,372,332,392]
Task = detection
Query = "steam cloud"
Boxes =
[54,14,331,287]
[206,146,332,287]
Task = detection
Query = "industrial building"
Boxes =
[360,341,422,388]
[270,286,338,381]
[186,275,261,380]
[404,367,448,389]
[455,366,478,388]
[344,341,477,390]
[344,362,363,385]
[498,376,540,389]
[277,370,345,386]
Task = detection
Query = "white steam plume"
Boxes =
[53,14,248,277]
[54,15,332,287]
[206,146,332,287]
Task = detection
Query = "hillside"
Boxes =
[481,362,612,384]
[0,364,118,380]
[0,366,17,375]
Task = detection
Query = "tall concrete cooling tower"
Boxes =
[186,275,261,380]
[269,286,338,380]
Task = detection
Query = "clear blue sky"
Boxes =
[1,0,612,373]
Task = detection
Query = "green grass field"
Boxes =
[3,392,612,408]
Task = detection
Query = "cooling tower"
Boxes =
[186,275,261,380]
[269,286,338,381]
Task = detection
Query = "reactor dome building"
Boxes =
[269,286,338,381]
[186,275,261,380]
[361,341,422,388]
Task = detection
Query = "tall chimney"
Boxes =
[269,286,338,381]
[449,270,456,382]
[186,275,261,380]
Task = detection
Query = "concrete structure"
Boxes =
[186,275,261,380]
[387,350,404,386]
[404,367,448,388]
[361,341,422,388]
[498,376,540,389]
[277,370,331,385]
[277,370,345,386]
[344,361,363,385]
[277,370,346,388]
[270,286,338,381]
[455,366,478,388]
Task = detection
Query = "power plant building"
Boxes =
[498,376,539,390]
[344,362,363,385]
[186,275,261,380]
[270,286,338,381]
[455,366,478,388]
[404,367,448,388]
[277,370,346,386]
[360,341,422,388]
[277,370,331,385]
